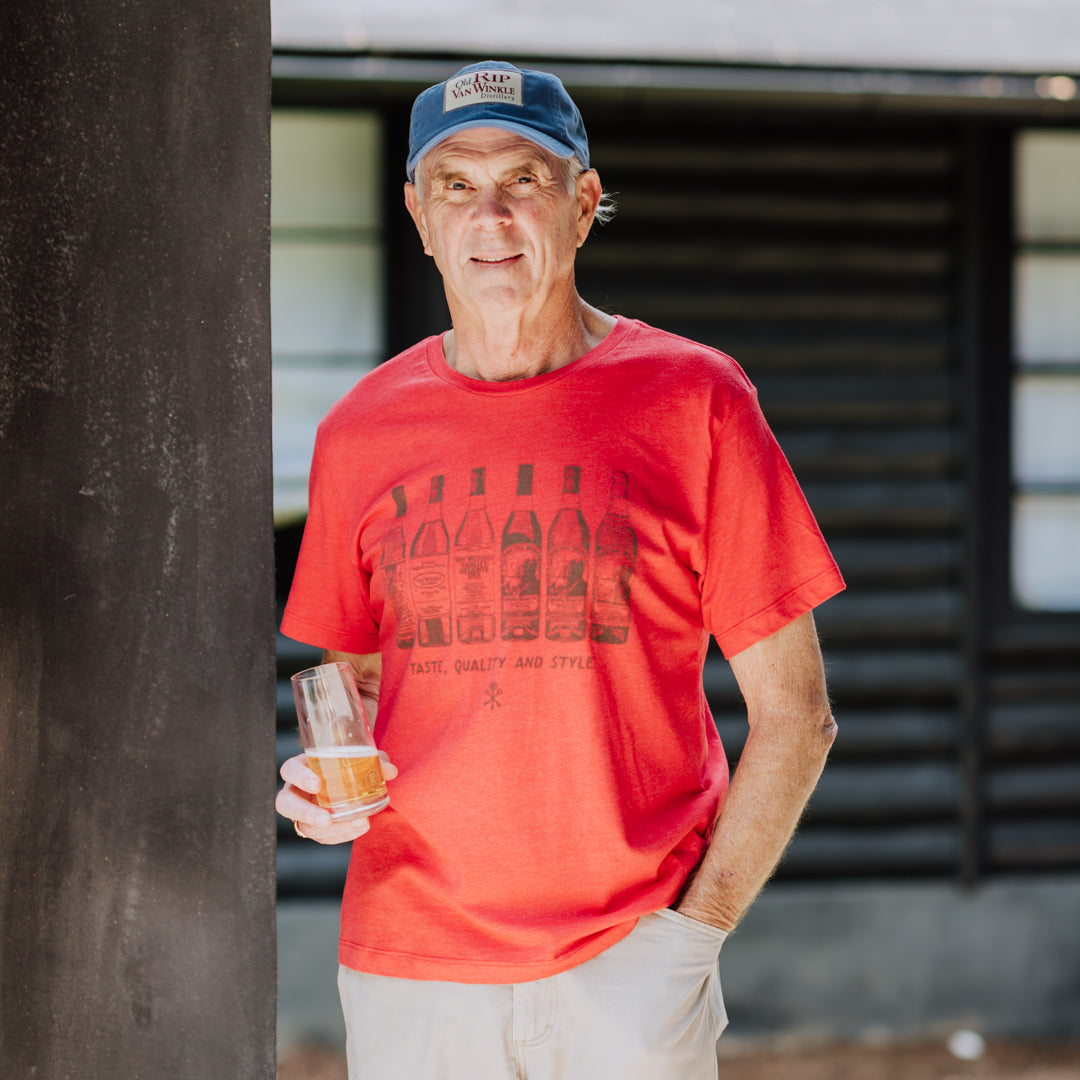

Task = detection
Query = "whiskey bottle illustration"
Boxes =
[501,463,541,641]
[589,470,637,644]
[409,474,452,647]
[546,465,589,641]
[381,484,415,649]
[453,466,497,644]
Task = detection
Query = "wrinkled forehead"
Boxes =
[415,126,568,182]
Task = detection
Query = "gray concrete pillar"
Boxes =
[0,4,275,1077]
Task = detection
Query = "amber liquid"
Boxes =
[305,747,389,819]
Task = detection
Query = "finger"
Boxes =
[280,753,322,794]
[275,784,332,829]
[378,751,399,780]
[300,814,371,845]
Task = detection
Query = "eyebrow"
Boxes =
[428,152,555,185]
[427,164,458,185]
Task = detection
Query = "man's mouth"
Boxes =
[470,254,522,266]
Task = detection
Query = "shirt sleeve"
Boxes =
[700,386,844,658]
[280,430,381,654]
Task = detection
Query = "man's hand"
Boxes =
[276,751,399,845]
[277,648,390,844]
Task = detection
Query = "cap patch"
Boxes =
[443,69,525,112]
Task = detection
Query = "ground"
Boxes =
[278,1039,1080,1079]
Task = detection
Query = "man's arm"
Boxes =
[275,649,396,844]
[676,611,837,931]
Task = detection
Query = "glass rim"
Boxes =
[290,661,351,684]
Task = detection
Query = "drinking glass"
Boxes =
[290,662,389,821]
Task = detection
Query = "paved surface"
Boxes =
[715,1041,1080,1079]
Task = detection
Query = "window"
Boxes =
[271,110,385,524]
[1011,131,1080,611]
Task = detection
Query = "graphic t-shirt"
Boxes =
[281,316,844,983]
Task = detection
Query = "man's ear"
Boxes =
[574,169,603,248]
[404,182,432,255]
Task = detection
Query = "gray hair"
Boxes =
[561,155,617,227]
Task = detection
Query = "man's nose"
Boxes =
[473,187,512,225]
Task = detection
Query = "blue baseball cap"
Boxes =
[406,60,590,182]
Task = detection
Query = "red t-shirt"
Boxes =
[281,316,844,983]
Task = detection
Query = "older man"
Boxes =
[277,60,843,1079]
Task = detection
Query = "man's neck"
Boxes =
[443,297,616,382]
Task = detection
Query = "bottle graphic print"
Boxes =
[501,463,542,641]
[546,465,589,641]
[409,474,452,647]
[381,484,415,649]
[590,470,637,644]
[454,466,497,644]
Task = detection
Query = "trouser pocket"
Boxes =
[651,908,729,1036]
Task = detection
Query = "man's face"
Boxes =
[404,128,599,319]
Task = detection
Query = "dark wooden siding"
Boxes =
[578,112,967,879]
[982,649,1080,871]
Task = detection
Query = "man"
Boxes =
[276,60,843,1079]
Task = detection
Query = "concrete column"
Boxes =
[0,4,275,1077]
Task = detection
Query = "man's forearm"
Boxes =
[676,708,836,931]
[675,611,837,931]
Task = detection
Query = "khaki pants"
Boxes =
[337,908,729,1080]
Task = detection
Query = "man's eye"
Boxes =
[514,175,536,184]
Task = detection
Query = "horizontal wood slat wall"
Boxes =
[579,113,967,880]
[983,651,1080,870]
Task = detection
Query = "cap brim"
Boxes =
[406,120,577,181]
